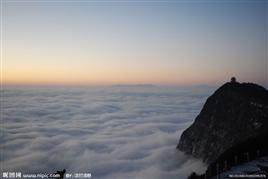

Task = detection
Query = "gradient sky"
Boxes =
[2,0,267,86]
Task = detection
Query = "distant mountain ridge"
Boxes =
[177,80,268,164]
[111,84,156,87]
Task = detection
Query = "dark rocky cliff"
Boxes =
[187,131,268,179]
[177,80,268,163]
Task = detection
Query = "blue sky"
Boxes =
[2,0,267,86]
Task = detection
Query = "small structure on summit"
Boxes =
[177,80,268,163]
[231,77,237,83]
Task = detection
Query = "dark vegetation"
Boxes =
[188,131,268,178]
[178,80,268,163]
[176,78,268,179]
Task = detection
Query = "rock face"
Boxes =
[177,81,268,163]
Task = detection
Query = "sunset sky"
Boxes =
[2,0,267,86]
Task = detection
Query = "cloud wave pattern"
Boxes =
[1,86,214,178]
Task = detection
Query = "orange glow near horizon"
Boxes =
[2,1,267,87]
[3,56,227,86]
[3,65,212,86]
[3,54,265,86]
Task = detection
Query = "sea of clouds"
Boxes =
[1,85,214,179]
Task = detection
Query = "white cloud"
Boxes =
[1,86,213,178]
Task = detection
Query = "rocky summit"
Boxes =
[177,80,268,163]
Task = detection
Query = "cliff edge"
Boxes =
[177,80,268,163]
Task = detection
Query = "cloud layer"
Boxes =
[1,85,213,178]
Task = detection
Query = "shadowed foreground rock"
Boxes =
[177,80,268,164]
[51,169,66,179]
